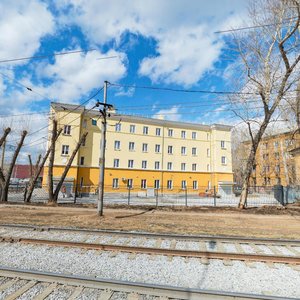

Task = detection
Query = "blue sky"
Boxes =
[0,0,248,159]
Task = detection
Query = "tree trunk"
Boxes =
[0,128,11,148]
[48,120,57,203]
[52,132,88,202]
[25,128,62,203]
[0,130,27,202]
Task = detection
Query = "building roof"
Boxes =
[51,102,232,132]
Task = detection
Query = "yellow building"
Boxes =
[44,102,233,193]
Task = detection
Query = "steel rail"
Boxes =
[1,223,299,245]
[0,265,294,300]
[1,236,299,265]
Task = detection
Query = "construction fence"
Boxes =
[5,183,299,207]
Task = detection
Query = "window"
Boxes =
[181,146,186,155]
[192,163,197,171]
[167,162,172,170]
[130,124,135,133]
[221,156,226,164]
[127,179,133,188]
[207,164,210,171]
[193,180,198,190]
[192,147,197,156]
[155,144,161,153]
[154,180,160,189]
[142,143,148,152]
[168,129,173,137]
[274,141,279,148]
[114,140,120,150]
[156,128,161,136]
[128,160,134,168]
[221,141,225,149]
[275,165,280,173]
[192,132,197,139]
[155,161,160,170]
[181,180,187,189]
[181,163,186,171]
[92,119,97,126]
[142,160,147,169]
[115,123,121,132]
[141,179,147,189]
[112,178,119,188]
[168,145,173,154]
[167,180,173,190]
[82,119,87,128]
[63,125,71,135]
[113,159,119,168]
[80,156,84,165]
[143,126,149,135]
[61,145,69,155]
[207,148,210,157]
[129,142,135,151]
[181,130,186,139]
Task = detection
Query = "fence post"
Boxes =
[128,187,131,205]
[156,189,158,207]
[185,188,187,207]
[213,186,216,207]
[74,185,77,204]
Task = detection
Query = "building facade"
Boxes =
[246,132,300,186]
[44,103,233,193]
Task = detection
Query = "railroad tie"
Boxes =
[98,289,113,300]
[5,280,37,300]
[222,259,233,266]
[67,286,84,300]
[33,282,58,300]
[268,245,283,256]
[155,238,162,248]
[198,242,207,252]
[200,258,210,265]
[128,252,137,260]
[216,242,226,253]
[287,246,300,256]
[234,242,245,253]
[136,237,146,247]
[170,239,177,250]
[266,262,278,269]
[0,278,19,292]
[244,261,257,268]
[249,243,264,254]
[290,264,300,271]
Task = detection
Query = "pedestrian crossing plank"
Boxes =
[33,282,58,300]
[98,289,113,300]
[67,286,84,300]
[137,237,146,247]
[216,242,226,252]
[128,252,137,260]
[250,244,264,254]
[6,280,37,300]
[201,258,209,265]
[0,278,19,292]
[287,246,300,256]
[198,242,207,252]
[108,236,118,244]
[155,238,162,248]
[170,239,177,250]
[234,243,245,253]
[127,292,139,300]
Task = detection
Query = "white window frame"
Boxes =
[167,162,172,170]
[155,161,160,170]
[112,178,119,189]
[115,123,121,132]
[156,128,161,136]
[221,140,225,149]
[192,163,197,171]
[130,124,135,133]
[128,160,134,168]
[192,180,198,190]
[181,146,186,155]
[143,126,149,135]
[113,159,119,168]
[63,125,71,135]
[154,179,160,189]
[141,179,147,189]
[61,145,69,155]
[192,132,197,139]
[80,156,84,165]
[221,156,226,165]
[192,147,197,156]
[142,160,147,169]
[168,129,173,137]
[155,144,161,153]
[181,163,186,171]
[142,143,148,152]
[129,142,135,151]
[114,140,120,150]
[207,148,210,157]
[181,130,186,139]
[181,180,187,189]
[168,145,173,154]
[127,179,133,188]
[167,180,173,190]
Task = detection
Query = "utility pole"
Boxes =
[97,81,113,216]
[1,141,5,169]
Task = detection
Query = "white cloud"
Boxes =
[54,0,247,86]
[152,105,181,121]
[0,0,54,64]
[115,86,135,97]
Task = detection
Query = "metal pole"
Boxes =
[213,185,216,207]
[156,189,158,207]
[128,187,131,206]
[185,188,187,207]
[97,81,108,216]
[1,140,5,169]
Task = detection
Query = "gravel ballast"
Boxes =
[0,242,299,298]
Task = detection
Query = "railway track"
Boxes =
[0,224,299,266]
[0,266,295,300]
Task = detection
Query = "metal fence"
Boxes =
[5,183,298,207]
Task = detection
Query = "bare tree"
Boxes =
[49,132,88,203]
[0,130,27,202]
[230,0,300,208]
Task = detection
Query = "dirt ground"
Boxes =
[0,203,299,239]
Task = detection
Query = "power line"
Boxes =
[0,49,100,64]
[215,16,299,34]
[109,82,259,95]
[0,111,50,118]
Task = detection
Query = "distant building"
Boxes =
[244,131,300,186]
[44,102,233,193]
[12,164,43,180]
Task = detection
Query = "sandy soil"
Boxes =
[0,203,299,239]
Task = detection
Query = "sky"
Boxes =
[0,0,249,161]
